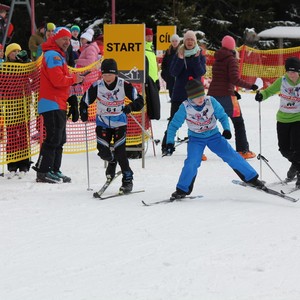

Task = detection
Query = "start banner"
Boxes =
[103,24,145,83]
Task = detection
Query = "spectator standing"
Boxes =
[70,25,81,60]
[165,79,265,199]
[36,22,56,59]
[75,28,100,68]
[207,35,258,159]
[161,30,206,156]
[28,23,45,61]
[79,59,144,193]
[145,27,160,120]
[2,43,32,178]
[0,8,7,44]
[33,27,84,183]
[161,33,180,100]
[0,43,4,62]
[255,57,300,186]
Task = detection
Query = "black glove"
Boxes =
[234,90,241,100]
[222,130,232,140]
[155,80,160,92]
[67,95,79,122]
[255,91,263,102]
[122,104,132,114]
[79,101,88,122]
[16,50,31,63]
[251,84,258,91]
[165,143,175,156]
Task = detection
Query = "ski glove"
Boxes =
[222,130,232,140]
[16,50,31,63]
[79,101,88,122]
[234,90,241,100]
[122,104,132,114]
[67,95,79,122]
[251,84,258,91]
[165,143,175,156]
[255,91,263,102]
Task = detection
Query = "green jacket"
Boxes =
[261,74,300,123]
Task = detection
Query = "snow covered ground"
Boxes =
[1,92,300,300]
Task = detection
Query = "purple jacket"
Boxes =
[208,47,253,96]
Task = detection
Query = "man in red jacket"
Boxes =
[33,27,84,183]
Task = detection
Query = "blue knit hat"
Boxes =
[71,25,80,33]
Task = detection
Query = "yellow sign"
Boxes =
[156,25,177,57]
[104,24,145,83]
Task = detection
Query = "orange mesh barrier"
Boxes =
[204,46,300,89]
[0,57,151,164]
[0,59,42,165]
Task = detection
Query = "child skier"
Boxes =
[255,57,300,187]
[165,78,264,199]
[80,58,144,193]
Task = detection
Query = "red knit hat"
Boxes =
[0,43,3,50]
[53,27,72,41]
[145,28,153,36]
[221,35,236,50]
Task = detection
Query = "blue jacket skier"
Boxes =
[165,79,264,199]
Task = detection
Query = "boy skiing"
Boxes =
[165,79,264,199]
[255,57,300,187]
[80,58,144,193]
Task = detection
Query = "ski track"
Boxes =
[1,93,300,300]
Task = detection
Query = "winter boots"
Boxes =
[170,188,187,200]
[287,163,298,181]
[296,173,300,189]
[238,151,256,159]
[106,160,117,180]
[119,170,133,194]
[36,170,71,183]
[51,171,71,183]
[36,171,61,183]
[247,177,266,189]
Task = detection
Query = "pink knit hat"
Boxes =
[221,35,236,50]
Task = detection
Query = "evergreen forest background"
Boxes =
[2,0,300,51]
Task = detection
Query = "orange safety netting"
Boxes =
[0,57,151,165]
[203,46,300,89]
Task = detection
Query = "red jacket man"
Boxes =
[34,27,84,183]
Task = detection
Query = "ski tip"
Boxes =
[93,192,101,198]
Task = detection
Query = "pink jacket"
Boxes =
[76,42,100,67]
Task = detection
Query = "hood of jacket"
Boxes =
[214,47,235,62]
[42,37,66,57]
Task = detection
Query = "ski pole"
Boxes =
[129,113,160,145]
[84,122,93,191]
[162,138,189,157]
[255,77,264,179]
[258,101,263,179]
[257,154,286,185]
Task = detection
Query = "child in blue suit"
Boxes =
[165,79,264,199]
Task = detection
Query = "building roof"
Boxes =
[258,26,300,39]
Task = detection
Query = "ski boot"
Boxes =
[119,170,133,194]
